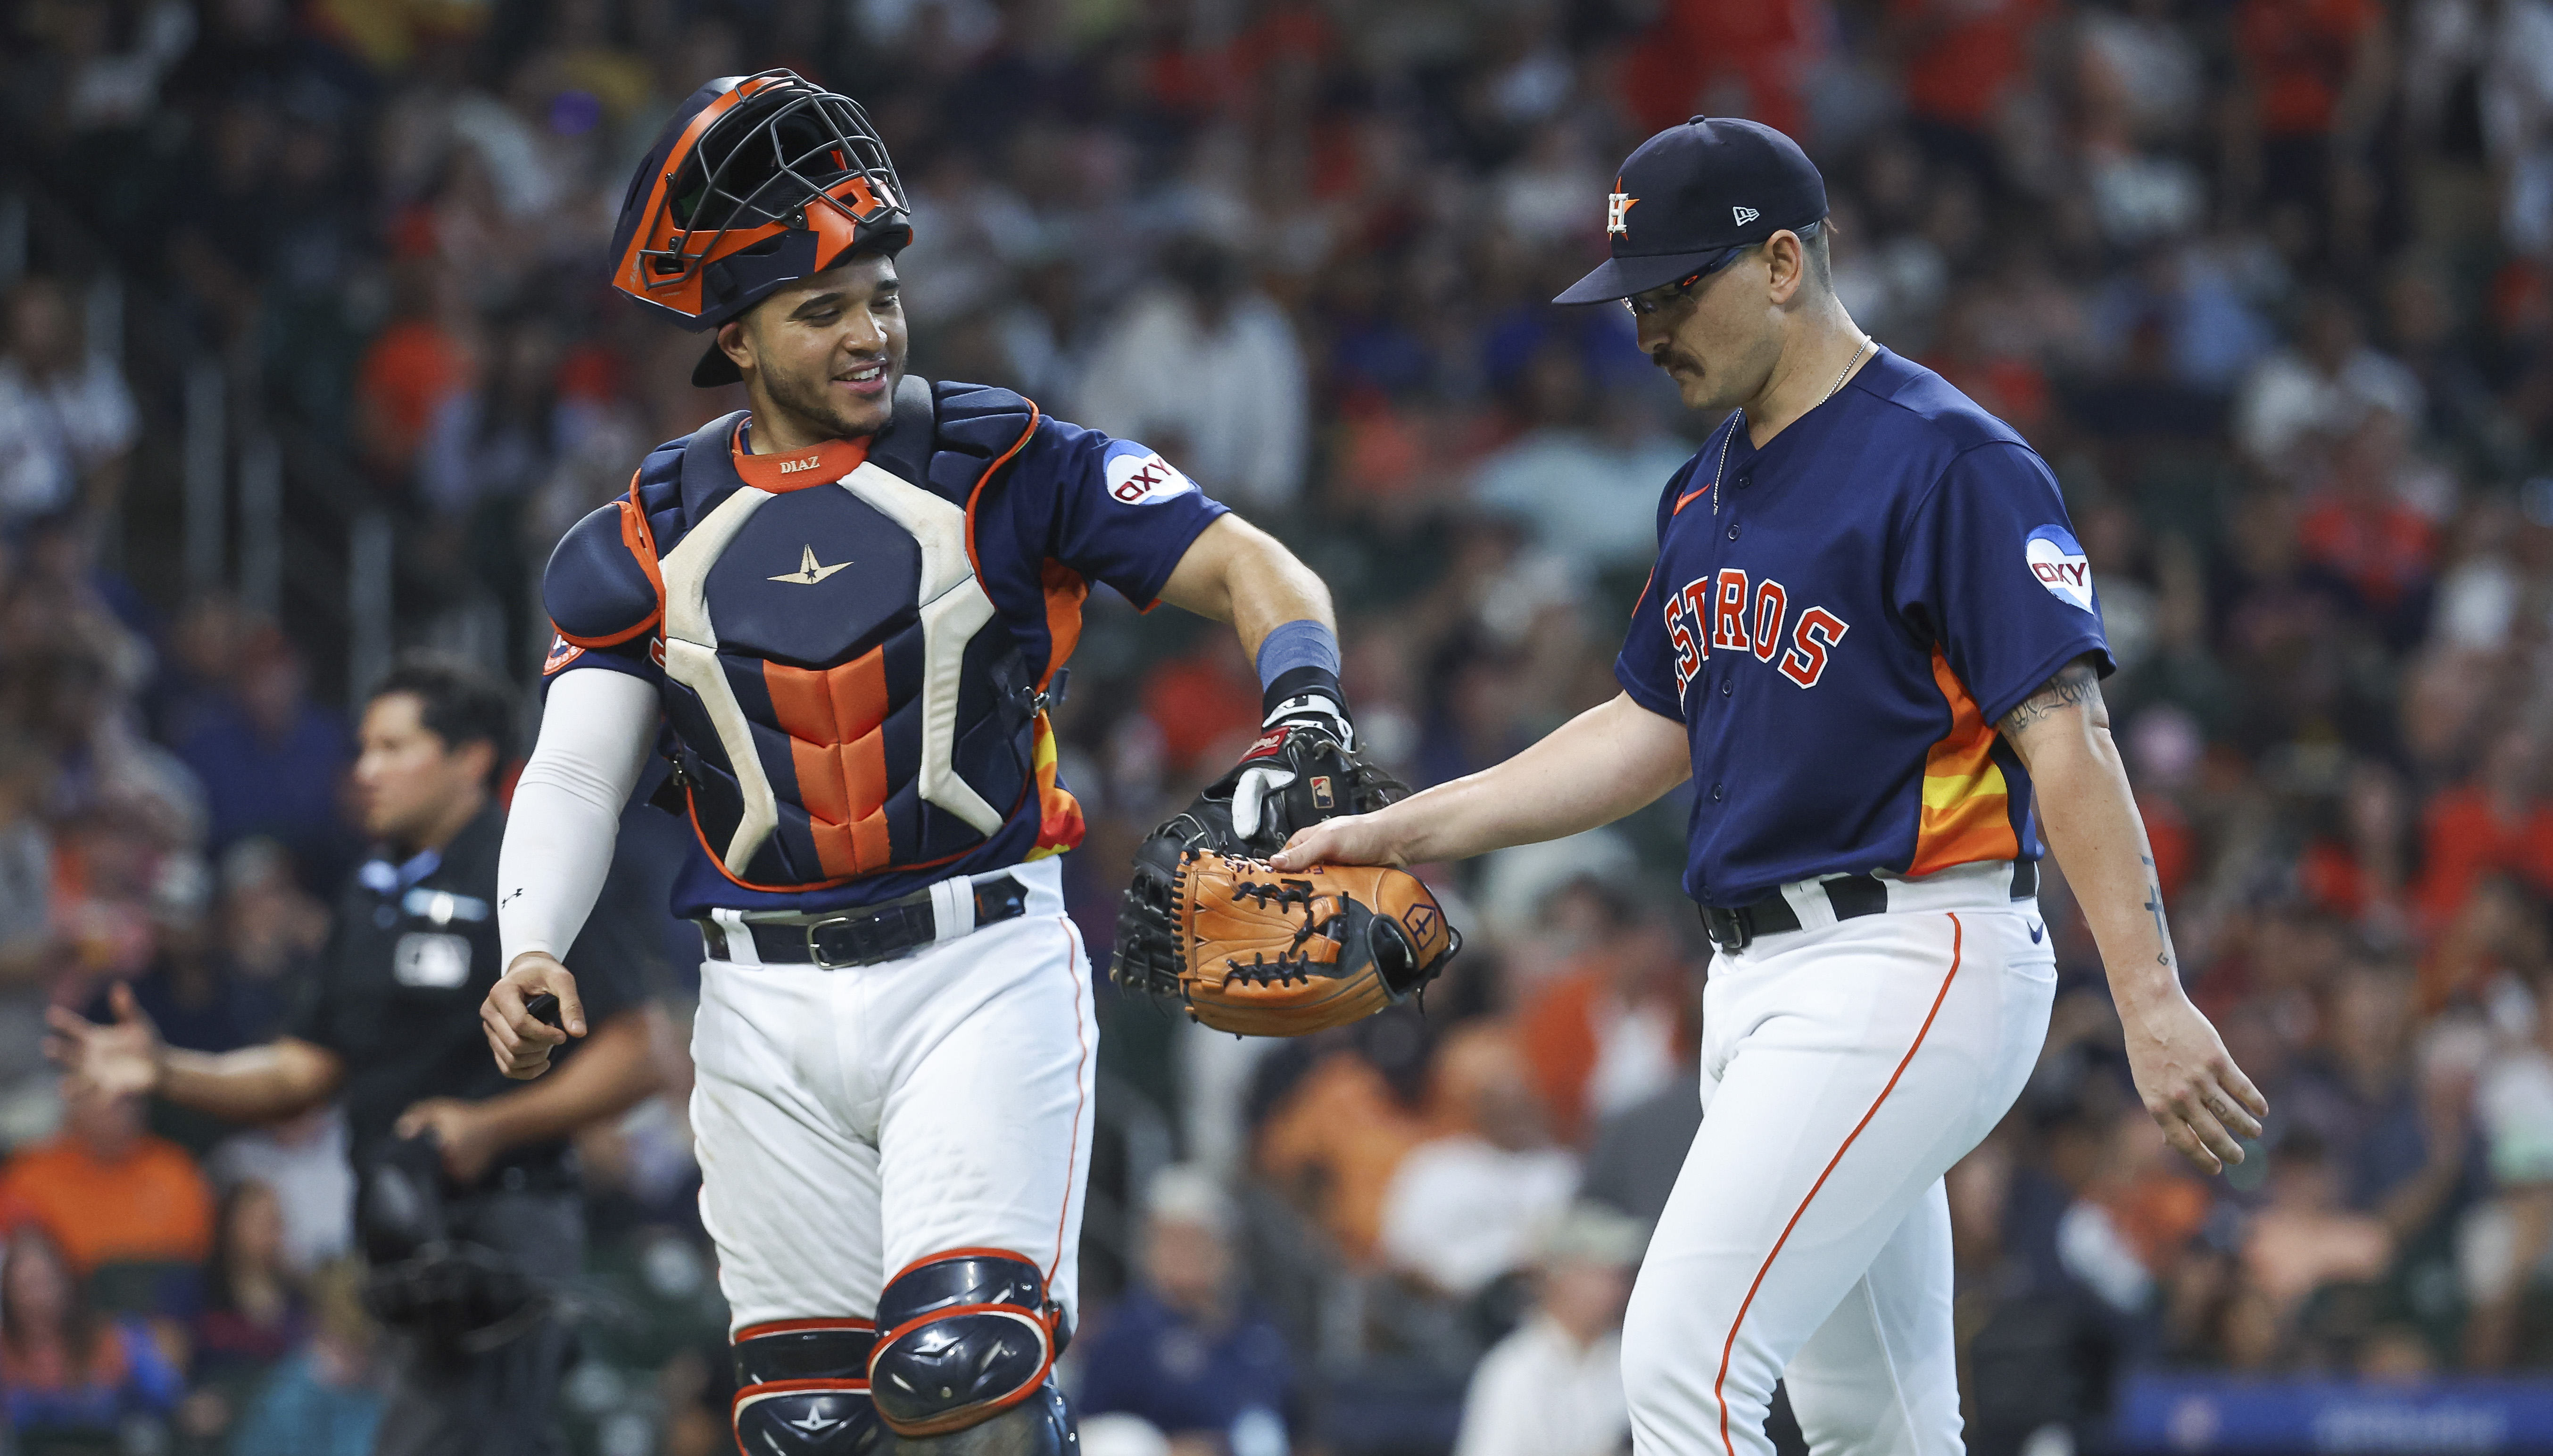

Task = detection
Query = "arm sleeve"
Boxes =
[1895,442,2116,726]
[498,669,658,965]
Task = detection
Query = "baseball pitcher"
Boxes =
[1276,118,2267,1456]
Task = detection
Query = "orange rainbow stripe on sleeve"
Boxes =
[1906,647,2021,877]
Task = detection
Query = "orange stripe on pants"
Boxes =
[1710,914,1965,1456]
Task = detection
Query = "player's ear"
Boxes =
[1765,232,1808,306]
[717,319,754,376]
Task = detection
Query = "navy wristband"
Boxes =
[1255,619,1342,689]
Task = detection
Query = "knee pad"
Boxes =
[868,1249,1063,1438]
[733,1318,883,1454]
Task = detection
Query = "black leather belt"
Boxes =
[698,874,1029,968]
[1699,860,2037,954]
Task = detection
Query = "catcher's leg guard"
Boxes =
[879,1380,1073,1454]
[868,1249,1061,1438]
[733,1318,883,1454]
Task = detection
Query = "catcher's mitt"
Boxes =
[1112,718,1409,1007]
[1130,852,1459,1036]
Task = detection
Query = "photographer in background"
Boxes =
[46,651,664,1456]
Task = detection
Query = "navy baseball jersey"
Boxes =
[547,389,1226,921]
[1616,347,2113,908]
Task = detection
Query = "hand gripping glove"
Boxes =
[1125,852,1459,1037]
[1111,702,1409,1010]
[1179,700,1411,857]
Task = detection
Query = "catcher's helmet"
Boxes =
[608,70,911,386]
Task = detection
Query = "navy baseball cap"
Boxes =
[1556,117,1829,306]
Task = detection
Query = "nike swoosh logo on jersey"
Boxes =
[769,545,852,585]
[2027,919,2045,943]
[1676,486,1709,513]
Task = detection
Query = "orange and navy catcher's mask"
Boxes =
[608,70,912,386]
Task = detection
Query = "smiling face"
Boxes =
[719,253,908,446]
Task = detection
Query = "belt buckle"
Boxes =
[805,912,889,969]
[1702,904,1751,953]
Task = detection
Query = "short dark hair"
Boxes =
[368,651,515,783]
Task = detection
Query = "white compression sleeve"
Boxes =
[497,668,660,966]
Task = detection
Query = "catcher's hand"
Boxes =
[1118,851,1458,1036]
[1113,706,1408,1007]
[1189,711,1409,857]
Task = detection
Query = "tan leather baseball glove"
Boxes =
[1134,852,1459,1037]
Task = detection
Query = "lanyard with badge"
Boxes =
[360,849,489,989]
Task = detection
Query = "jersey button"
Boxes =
[1734,472,1752,490]
[1710,783,1726,802]
[1721,678,1733,697]
[1726,522,1741,540]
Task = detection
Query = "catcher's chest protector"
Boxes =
[568,382,1049,891]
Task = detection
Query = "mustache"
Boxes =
[1652,348,1699,374]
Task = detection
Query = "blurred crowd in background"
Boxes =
[0,0,2550,1452]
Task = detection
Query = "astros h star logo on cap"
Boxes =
[1607,177,1639,236]
[1555,117,1830,306]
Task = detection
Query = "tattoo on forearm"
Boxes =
[2142,853,2176,972]
[1998,662,2101,736]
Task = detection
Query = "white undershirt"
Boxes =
[497,668,658,966]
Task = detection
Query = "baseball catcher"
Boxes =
[473,70,1393,1456]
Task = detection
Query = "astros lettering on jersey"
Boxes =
[1616,346,2115,909]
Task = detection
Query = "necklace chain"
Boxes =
[1824,334,1872,403]
[1714,335,1871,516]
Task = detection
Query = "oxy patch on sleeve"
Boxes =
[1102,441,1198,506]
[2023,525,2096,613]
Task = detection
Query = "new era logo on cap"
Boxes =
[1732,206,1759,225]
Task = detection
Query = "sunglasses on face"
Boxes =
[1621,220,1823,318]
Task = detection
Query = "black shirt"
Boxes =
[289,803,650,1186]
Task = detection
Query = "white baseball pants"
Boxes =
[686,857,1099,1333]
[1625,891,2056,1456]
